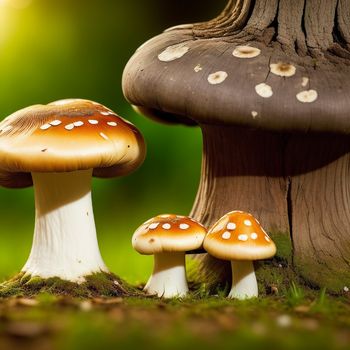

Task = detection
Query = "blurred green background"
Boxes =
[0,0,226,284]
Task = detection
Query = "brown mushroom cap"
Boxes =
[132,214,207,255]
[204,211,276,261]
[122,18,350,134]
[0,99,146,188]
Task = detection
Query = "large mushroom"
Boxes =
[0,99,145,293]
[122,0,350,292]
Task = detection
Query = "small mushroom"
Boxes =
[0,99,145,283]
[132,214,207,298]
[204,211,276,299]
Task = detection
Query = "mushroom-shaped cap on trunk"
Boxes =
[204,211,276,261]
[0,99,146,188]
[132,214,207,255]
[122,9,350,134]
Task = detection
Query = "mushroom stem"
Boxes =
[22,169,108,282]
[228,261,258,299]
[144,252,188,298]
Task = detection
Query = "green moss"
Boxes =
[0,272,142,298]
[294,256,350,294]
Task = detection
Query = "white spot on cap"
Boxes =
[251,111,258,119]
[160,214,171,218]
[238,234,248,241]
[179,223,189,230]
[88,120,99,125]
[50,120,62,126]
[233,46,261,58]
[344,286,349,292]
[101,111,109,116]
[255,83,273,98]
[222,231,231,240]
[208,71,228,85]
[74,121,84,127]
[40,124,51,130]
[194,64,202,72]
[149,223,159,230]
[270,62,296,77]
[107,122,117,127]
[244,220,252,227]
[264,236,271,242]
[227,222,236,230]
[296,90,318,103]
[107,111,115,115]
[162,223,171,230]
[251,233,258,240]
[65,124,75,130]
[158,43,189,62]
[100,132,109,140]
[302,77,309,87]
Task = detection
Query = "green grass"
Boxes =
[0,290,349,350]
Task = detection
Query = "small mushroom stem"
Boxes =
[144,252,188,298]
[228,260,258,299]
[22,169,108,282]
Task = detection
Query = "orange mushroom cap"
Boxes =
[132,214,207,255]
[204,211,276,261]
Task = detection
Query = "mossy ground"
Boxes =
[0,272,139,298]
[0,287,349,350]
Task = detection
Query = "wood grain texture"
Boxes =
[287,134,350,289]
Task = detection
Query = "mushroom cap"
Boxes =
[203,211,276,261]
[0,99,146,188]
[122,29,350,134]
[132,214,207,255]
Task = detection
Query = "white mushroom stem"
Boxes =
[144,252,189,298]
[228,261,258,299]
[22,169,108,283]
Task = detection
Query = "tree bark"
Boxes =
[192,125,350,292]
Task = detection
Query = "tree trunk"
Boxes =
[192,125,350,292]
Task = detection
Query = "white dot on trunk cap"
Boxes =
[149,223,159,230]
[107,122,117,126]
[40,124,51,130]
[208,71,228,85]
[100,111,109,116]
[74,121,84,127]
[222,231,231,240]
[88,120,98,125]
[270,62,296,77]
[251,233,258,240]
[194,64,202,72]
[238,234,248,241]
[255,83,273,98]
[244,219,252,226]
[158,43,189,62]
[251,111,258,118]
[162,223,171,230]
[179,223,189,230]
[296,90,318,103]
[227,222,236,230]
[233,46,261,58]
